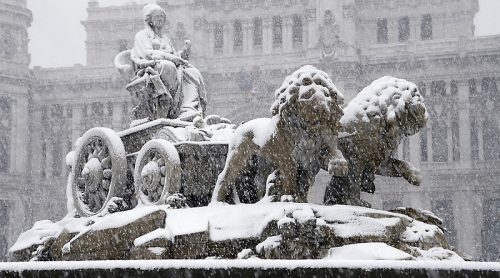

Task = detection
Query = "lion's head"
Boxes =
[342,76,428,137]
[270,65,344,131]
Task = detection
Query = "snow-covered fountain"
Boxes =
[3,4,498,277]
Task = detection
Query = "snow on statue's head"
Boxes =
[271,65,344,130]
[342,76,428,137]
[143,3,167,28]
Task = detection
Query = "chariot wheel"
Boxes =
[134,139,181,206]
[70,127,126,217]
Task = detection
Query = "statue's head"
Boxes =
[342,76,428,137]
[271,65,344,131]
[143,4,167,29]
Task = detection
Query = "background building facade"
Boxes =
[0,0,498,261]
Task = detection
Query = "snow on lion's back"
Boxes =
[341,76,426,126]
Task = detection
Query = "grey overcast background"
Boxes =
[27,0,500,68]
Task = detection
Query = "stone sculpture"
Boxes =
[115,3,207,124]
[212,65,347,204]
[324,76,428,207]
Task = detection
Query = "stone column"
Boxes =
[242,21,251,55]
[225,22,232,56]
[409,134,420,168]
[111,102,123,131]
[45,142,53,178]
[222,22,230,56]
[306,8,318,58]
[457,80,471,167]
[410,16,419,41]
[447,117,453,162]
[477,116,484,161]
[427,123,433,162]
[31,105,42,176]
[208,25,215,56]
[388,18,398,43]
[263,19,272,54]
[8,98,17,175]
[71,104,83,145]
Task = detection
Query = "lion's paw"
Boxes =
[405,169,422,186]
[328,157,348,177]
[280,195,295,202]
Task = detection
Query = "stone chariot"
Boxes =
[69,47,230,218]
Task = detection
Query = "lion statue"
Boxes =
[324,76,428,207]
[212,65,347,204]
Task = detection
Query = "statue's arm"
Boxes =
[377,157,422,186]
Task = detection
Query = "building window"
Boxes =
[377,18,388,44]
[483,119,500,161]
[431,81,446,96]
[482,77,498,97]
[66,106,73,118]
[233,20,243,51]
[418,82,427,96]
[468,79,479,97]
[432,200,456,246]
[432,122,448,162]
[471,117,479,161]
[107,102,113,117]
[450,80,458,96]
[214,23,224,53]
[91,102,104,117]
[292,15,303,45]
[420,128,428,162]
[398,16,410,42]
[82,103,88,118]
[253,17,262,47]
[452,120,460,161]
[272,16,282,47]
[0,97,11,173]
[421,14,432,40]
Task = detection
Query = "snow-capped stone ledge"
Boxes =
[10,203,460,262]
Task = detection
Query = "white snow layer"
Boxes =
[325,243,414,261]
[341,76,427,125]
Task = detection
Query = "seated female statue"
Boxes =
[130,3,206,122]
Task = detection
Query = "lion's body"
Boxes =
[325,76,428,207]
[212,66,347,203]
